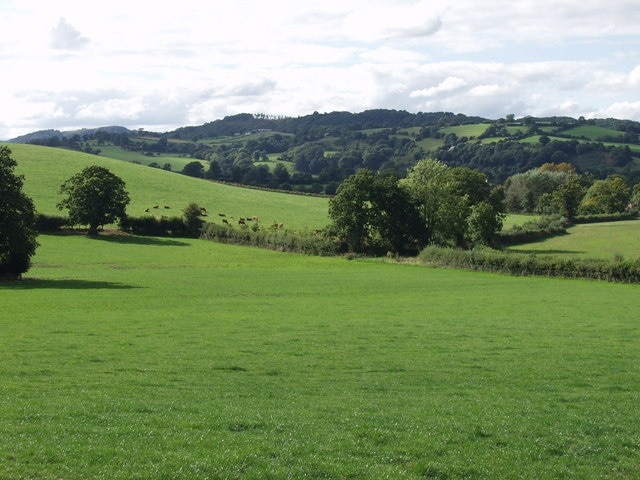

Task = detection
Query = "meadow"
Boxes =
[7,143,329,230]
[93,145,204,171]
[1,234,639,479]
[508,219,640,260]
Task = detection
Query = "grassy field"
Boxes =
[439,123,491,138]
[1,234,639,479]
[562,125,624,140]
[94,145,204,171]
[508,219,640,260]
[6,143,329,230]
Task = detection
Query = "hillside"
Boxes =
[9,110,640,188]
[6,143,329,230]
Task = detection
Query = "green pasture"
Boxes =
[439,123,491,138]
[562,125,624,140]
[7,143,329,230]
[0,234,639,479]
[508,219,640,260]
[94,145,203,171]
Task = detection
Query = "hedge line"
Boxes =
[418,246,640,283]
[200,223,340,256]
[119,215,192,237]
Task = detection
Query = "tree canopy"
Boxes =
[57,165,130,235]
[329,159,505,253]
[0,146,38,279]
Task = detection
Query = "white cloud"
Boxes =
[1,0,640,139]
[49,18,89,50]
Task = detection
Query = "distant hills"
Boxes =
[10,126,133,144]
[7,109,640,188]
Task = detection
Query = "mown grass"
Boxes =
[508,219,640,260]
[0,234,639,479]
[6,143,329,230]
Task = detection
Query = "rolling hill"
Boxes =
[6,143,330,230]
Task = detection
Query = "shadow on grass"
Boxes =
[0,278,141,290]
[49,231,191,247]
[91,235,191,247]
[507,249,585,255]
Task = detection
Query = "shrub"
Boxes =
[35,214,70,232]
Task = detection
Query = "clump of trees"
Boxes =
[503,162,636,219]
[328,159,505,255]
[57,166,130,235]
[0,146,38,280]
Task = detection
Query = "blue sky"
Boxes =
[1,0,639,139]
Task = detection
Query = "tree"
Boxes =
[182,161,205,178]
[0,146,38,279]
[401,158,465,245]
[468,201,504,246]
[58,165,130,235]
[328,169,424,254]
[183,202,205,237]
[579,175,631,215]
[328,169,375,253]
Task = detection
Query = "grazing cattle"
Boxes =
[239,217,246,222]
[252,216,259,222]
[153,205,159,209]
[164,205,170,209]
[222,219,229,225]
[218,213,226,217]
[238,219,246,225]
[144,208,150,212]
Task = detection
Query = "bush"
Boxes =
[35,214,70,232]
[119,215,188,237]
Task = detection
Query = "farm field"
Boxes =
[7,143,329,230]
[439,123,491,138]
[94,145,204,171]
[508,219,640,260]
[1,234,639,479]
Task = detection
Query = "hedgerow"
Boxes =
[35,214,70,232]
[200,223,340,256]
[417,246,640,283]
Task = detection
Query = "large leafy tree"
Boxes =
[0,146,38,279]
[401,159,467,245]
[58,165,130,235]
[579,175,631,215]
[328,169,423,254]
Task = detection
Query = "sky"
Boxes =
[1,0,639,139]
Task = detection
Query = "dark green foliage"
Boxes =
[58,165,130,235]
[35,214,70,232]
[119,215,187,237]
[181,161,205,178]
[182,202,205,237]
[328,169,424,254]
[0,146,38,279]
[418,245,640,283]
